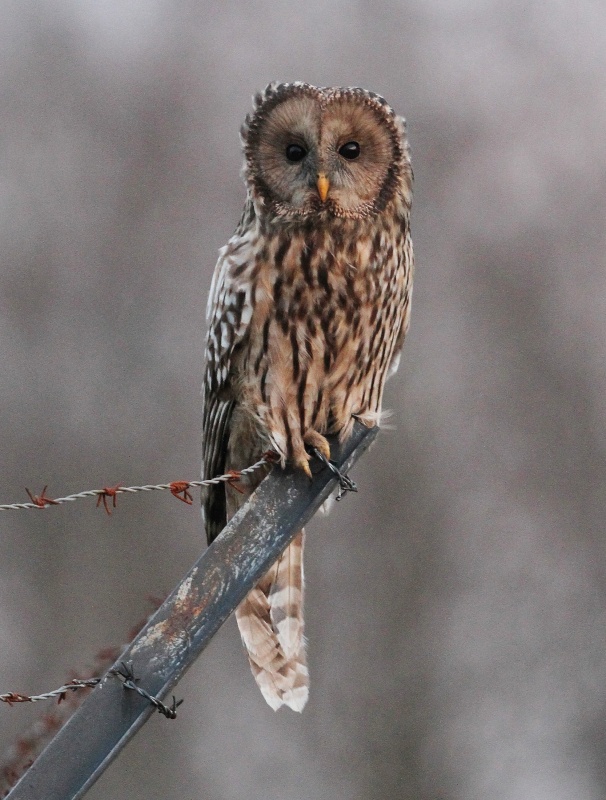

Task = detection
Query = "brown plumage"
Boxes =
[202,82,414,711]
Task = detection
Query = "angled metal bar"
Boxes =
[6,423,378,800]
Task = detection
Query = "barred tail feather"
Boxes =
[235,530,308,711]
[270,529,305,659]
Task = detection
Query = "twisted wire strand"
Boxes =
[1,672,180,719]
[0,457,271,512]
[0,680,101,705]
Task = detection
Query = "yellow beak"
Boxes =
[316,173,330,203]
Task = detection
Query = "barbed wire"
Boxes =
[0,600,167,797]
[109,663,183,719]
[0,680,101,706]
[0,669,181,720]
[0,455,275,514]
[0,424,375,799]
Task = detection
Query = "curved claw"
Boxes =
[304,430,331,461]
[294,454,313,479]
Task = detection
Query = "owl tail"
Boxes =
[235,529,309,712]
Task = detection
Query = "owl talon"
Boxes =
[293,455,313,479]
[303,430,331,461]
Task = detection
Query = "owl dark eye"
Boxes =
[285,144,307,163]
[338,141,361,160]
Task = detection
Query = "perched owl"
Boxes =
[202,82,414,711]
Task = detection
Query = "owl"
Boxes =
[202,82,414,711]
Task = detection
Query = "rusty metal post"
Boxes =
[6,423,378,800]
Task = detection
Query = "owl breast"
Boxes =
[230,215,413,466]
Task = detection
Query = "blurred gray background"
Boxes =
[1,1,605,798]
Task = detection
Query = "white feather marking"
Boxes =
[270,533,305,661]
[386,350,401,379]
[220,324,232,351]
[240,300,253,328]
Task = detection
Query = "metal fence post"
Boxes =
[6,423,377,800]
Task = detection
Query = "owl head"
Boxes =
[241,82,412,221]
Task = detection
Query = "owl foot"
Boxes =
[294,430,331,480]
[303,430,331,462]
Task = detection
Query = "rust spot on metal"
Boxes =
[133,571,211,656]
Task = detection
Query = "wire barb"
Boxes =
[96,485,122,515]
[169,481,193,505]
[311,447,358,500]
[109,663,183,720]
[25,487,58,508]
[225,470,245,494]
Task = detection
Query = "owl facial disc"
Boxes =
[241,82,412,220]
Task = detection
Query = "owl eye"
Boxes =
[285,144,307,163]
[338,141,361,160]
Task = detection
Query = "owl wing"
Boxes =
[202,214,256,544]
[387,231,414,380]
